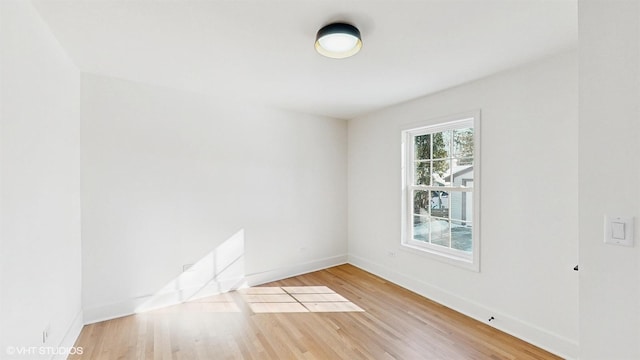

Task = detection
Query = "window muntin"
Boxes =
[402,114,479,268]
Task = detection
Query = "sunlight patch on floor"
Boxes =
[239,286,365,314]
[151,292,242,313]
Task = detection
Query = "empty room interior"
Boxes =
[1,0,639,359]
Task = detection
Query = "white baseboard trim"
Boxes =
[52,309,84,360]
[347,254,578,360]
[245,254,348,286]
[83,254,348,324]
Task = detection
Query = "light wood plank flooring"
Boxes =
[70,264,561,359]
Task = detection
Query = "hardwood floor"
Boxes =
[71,264,561,359]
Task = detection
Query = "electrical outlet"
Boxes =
[387,251,396,257]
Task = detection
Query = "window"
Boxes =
[401,112,480,270]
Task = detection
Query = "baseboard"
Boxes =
[244,254,348,286]
[52,309,84,360]
[347,254,578,360]
[83,254,348,324]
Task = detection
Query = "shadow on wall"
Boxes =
[135,229,247,313]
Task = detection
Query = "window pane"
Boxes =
[415,161,431,185]
[413,190,429,216]
[432,160,450,185]
[430,190,449,218]
[450,160,473,187]
[449,191,472,222]
[453,127,474,158]
[451,221,472,252]
[432,131,451,160]
[430,219,450,247]
[413,216,428,242]
[414,134,431,160]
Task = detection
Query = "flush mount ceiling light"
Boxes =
[315,22,362,59]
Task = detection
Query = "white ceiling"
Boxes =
[33,0,577,119]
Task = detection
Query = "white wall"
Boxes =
[578,1,640,359]
[348,51,578,358]
[0,1,83,358]
[80,74,347,322]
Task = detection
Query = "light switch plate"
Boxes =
[611,222,625,239]
[604,216,634,247]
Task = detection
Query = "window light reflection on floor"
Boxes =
[239,286,365,314]
[149,292,243,314]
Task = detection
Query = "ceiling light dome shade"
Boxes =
[315,23,362,59]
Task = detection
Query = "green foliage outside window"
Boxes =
[413,129,473,217]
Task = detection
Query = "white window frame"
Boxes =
[400,111,481,271]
